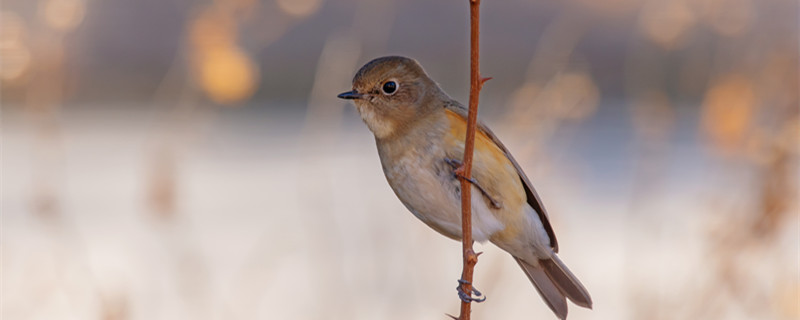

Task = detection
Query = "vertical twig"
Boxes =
[456,0,488,319]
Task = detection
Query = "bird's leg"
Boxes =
[444,158,502,209]
[456,279,486,303]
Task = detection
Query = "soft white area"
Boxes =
[2,106,797,320]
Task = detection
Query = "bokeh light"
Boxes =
[507,72,599,123]
[39,0,86,32]
[702,74,756,155]
[276,0,323,18]
[0,12,30,81]
[697,0,754,37]
[639,0,696,49]
[188,5,260,105]
[197,46,259,105]
[0,41,30,81]
[189,7,237,51]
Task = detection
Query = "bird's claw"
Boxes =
[445,158,473,183]
[445,158,463,170]
[444,158,502,209]
[457,279,486,303]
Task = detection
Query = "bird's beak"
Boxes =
[337,90,363,100]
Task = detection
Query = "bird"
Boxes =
[337,56,592,319]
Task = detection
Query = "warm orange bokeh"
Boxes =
[702,74,756,155]
[189,5,259,105]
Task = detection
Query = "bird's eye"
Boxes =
[381,81,398,95]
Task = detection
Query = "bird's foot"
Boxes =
[444,158,463,171]
[444,158,502,209]
[456,279,486,303]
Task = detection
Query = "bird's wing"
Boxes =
[444,102,559,252]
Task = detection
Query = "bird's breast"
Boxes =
[377,130,505,242]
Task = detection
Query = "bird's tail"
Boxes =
[514,255,592,319]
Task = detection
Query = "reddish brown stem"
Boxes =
[457,0,484,319]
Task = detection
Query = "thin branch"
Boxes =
[456,0,486,319]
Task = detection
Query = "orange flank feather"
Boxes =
[443,109,527,244]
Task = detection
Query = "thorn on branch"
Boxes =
[470,250,484,263]
[465,249,479,265]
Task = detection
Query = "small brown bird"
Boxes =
[338,56,592,319]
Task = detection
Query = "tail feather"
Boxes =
[540,256,593,309]
[514,257,568,319]
[515,256,592,319]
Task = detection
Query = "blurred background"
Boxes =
[1,0,798,319]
